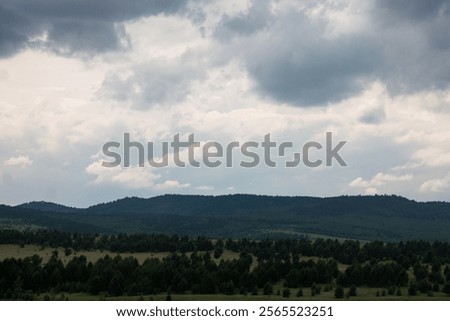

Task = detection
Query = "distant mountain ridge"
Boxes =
[1,194,450,241]
[19,201,80,213]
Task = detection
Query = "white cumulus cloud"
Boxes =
[4,155,33,168]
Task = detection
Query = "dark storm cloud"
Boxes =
[373,0,450,95]
[0,0,186,58]
[214,5,381,106]
[427,16,450,50]
[212,0,450,107]
[376,0,449,21]
[246,33,381,106]
[0,5,33,57]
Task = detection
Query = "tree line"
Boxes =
[2,230,450,265]
[1,230,450,299]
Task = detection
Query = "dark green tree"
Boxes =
[408,281,418,296]
[442,283,450,296]
[348,285,357,297]
[263,282,273,295]
[334,285,344,299]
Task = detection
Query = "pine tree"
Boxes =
[334,285,344,299]
[263,282,273,295]
[348,285,357,296]
[282,288,290,298]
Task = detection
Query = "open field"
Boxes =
[36,288,450,301]
[0,244,339,273]
[0,244,241,265]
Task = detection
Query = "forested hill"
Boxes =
[1,194,450,241]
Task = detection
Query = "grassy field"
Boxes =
[0,244,241,265]
[0,244,327,272]
[37,288,450,301]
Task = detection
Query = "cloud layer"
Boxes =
[0,0,187,57]
[1,0,450,206]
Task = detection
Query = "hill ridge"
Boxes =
[1,194,448,241]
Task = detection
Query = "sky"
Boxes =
[1,0,450,207]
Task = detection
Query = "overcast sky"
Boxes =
[1,0,450,207]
